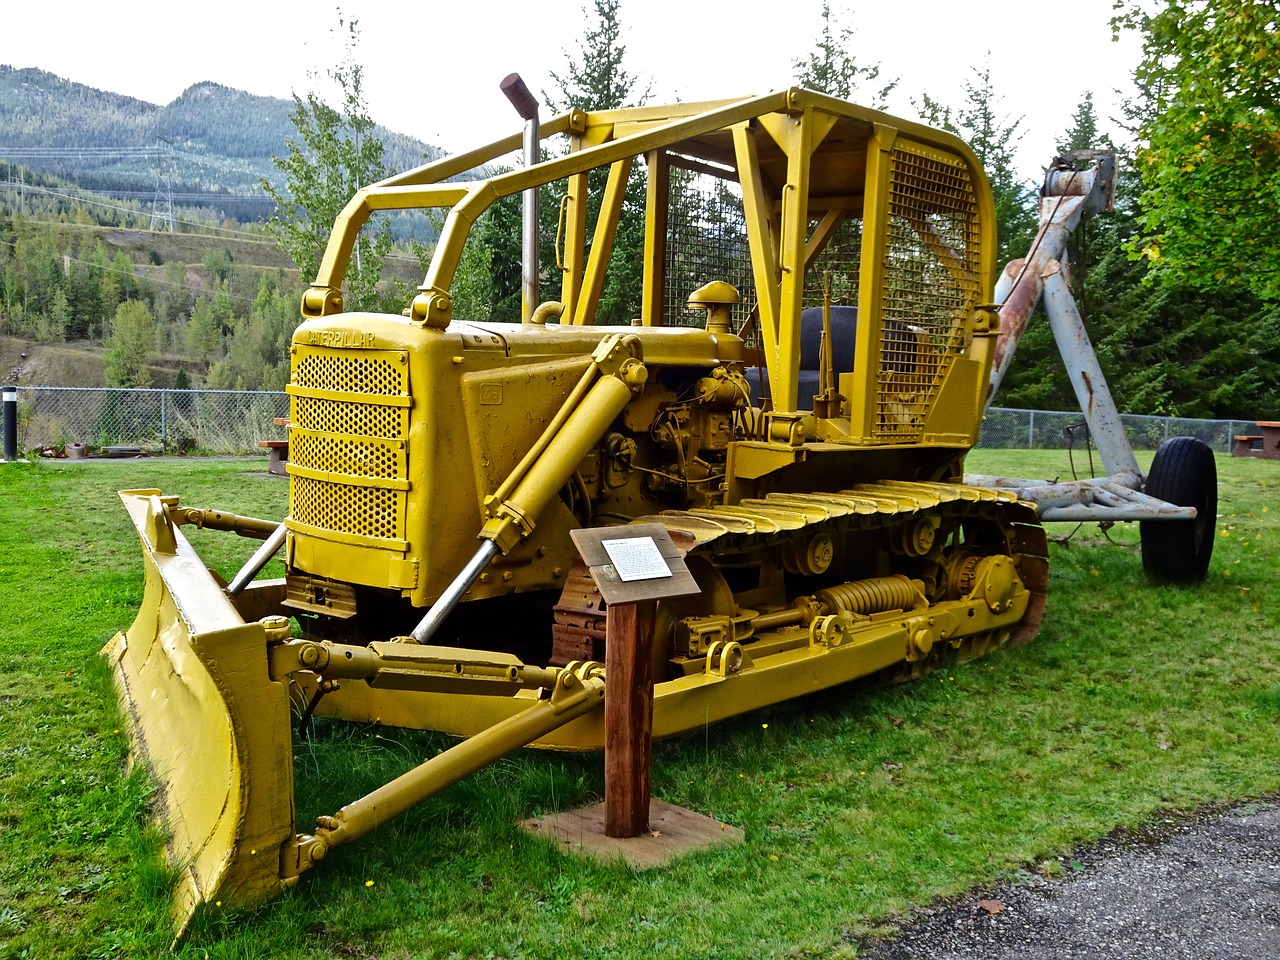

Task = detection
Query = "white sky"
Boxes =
[4,0,1142,182]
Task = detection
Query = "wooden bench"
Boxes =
[1233,434,1263,458]
[260,418,291,476]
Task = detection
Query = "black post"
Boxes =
[2,386,16,462]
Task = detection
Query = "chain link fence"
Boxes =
[978,407,1249,453]
[8,387,1250,457]
[15,387,288,456]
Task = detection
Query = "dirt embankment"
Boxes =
[1,336,183,388]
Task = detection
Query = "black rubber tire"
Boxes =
[1140,437,1217,581]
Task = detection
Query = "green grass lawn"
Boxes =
[0,451,1276,959]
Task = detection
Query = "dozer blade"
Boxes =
[101,491,297,934]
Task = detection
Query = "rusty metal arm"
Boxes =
[279,667,606,879]
[965,473,1197,522]
[987,151,1116,403]
[969,150,1204,524]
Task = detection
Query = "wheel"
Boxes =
[1140,437,1217,581]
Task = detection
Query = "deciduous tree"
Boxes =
[103,300,157,387]
[262,14,393,312]
[1115,0,1280,301]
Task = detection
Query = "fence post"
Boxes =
[1028,410,1035,449]
[2,386,16,462]
[160,390,168,454]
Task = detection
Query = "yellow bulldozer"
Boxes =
[106,86,1056,930]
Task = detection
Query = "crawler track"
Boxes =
[553,480,1048,675]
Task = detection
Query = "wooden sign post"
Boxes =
[604,598,655,836]
[569,525,699,839]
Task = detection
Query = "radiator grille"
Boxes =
[293,395,404,441]
[875,142,981,442]
[288,346,410,545]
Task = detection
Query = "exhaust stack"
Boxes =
[500,73,541,322]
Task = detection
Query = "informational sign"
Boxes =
[601,537,672,582]
[569,524,700,605]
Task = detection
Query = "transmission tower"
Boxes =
[150,137,176,233]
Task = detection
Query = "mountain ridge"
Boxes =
[0,65,441,211]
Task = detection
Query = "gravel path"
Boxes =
[859,799,1280,959]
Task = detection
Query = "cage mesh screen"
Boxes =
[803,218,864,310]
[663,166,756,342]
[874,141,982,442]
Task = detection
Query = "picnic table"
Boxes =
[1232,421,1280,459]
[260,417,290,476]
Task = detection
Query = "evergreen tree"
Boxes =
[546,0,650,113]
[793,2,897,106]
[542,0,652,325]
[1057,91,1112,155]
[914,64,1038,269]
[460,190,523,322]
[185,298,223,369]
[37,288,70,344]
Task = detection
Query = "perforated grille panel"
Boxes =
[875,142,982,442]
[291,475,401,540]
[290,432,405,480]
[293,395,404,440]
[288,345,410,545]
[295,353,407,396]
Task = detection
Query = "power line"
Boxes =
[90,190,273,204]
[10,182,278,241]
[0,146,161,158]
[6,182,431,267]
